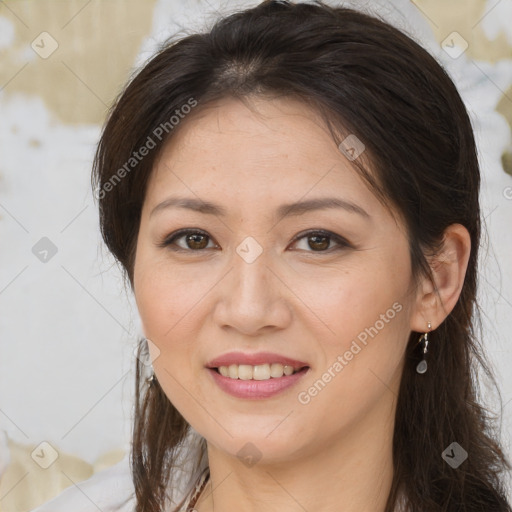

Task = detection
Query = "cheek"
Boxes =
[296,281,408,427]
[297,263,410,396]
[134,253,198,337]
[134,265,171,338]
[133,258,215,390]
[299,263,408,342]
[133,262,207,406]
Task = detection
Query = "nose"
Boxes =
[212,250,293,336]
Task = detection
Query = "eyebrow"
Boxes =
[150,195,370,221]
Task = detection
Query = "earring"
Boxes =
[416,321,432,374]
[147,371,156,386]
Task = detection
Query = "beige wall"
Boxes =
[0,0,157,125]
[415,0,512,175]
[1,1,511,125]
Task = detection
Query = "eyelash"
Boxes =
[157,228,351,254]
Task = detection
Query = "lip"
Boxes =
[207,366,310,399]
[205,351,309,370]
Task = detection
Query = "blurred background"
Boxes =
[0,0,511,510]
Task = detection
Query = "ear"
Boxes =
[410,223,472,332]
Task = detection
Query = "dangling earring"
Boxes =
[416,321,432,374]
[142,337,157,386]
[146,365,156,387]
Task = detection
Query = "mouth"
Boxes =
[205,352,311,398]
[207,364,310,399]
[212,363,309,381]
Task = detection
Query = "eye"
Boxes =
[158,229,217,252]
[289,229,351,253]
[158,228,350,253]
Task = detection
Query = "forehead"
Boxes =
[146,95,380,217]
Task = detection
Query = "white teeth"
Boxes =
[253,364,270,380]
[228,364,238,379]
[270,363,284,378]
[238,365,253,380]
[216,363,302,380]
[283,365,295,376]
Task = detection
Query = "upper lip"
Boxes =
[206,351,309,370]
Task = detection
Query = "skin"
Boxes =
[133,95,471,512]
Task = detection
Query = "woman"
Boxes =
[32,0,512,511]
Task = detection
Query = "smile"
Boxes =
[207,366,310,399]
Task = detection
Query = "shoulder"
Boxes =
[28,453,135,512]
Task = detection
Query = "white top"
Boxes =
[29,453,138,512]
[27,459,207,512]
[29,429,210,512]
[27,0,501,510]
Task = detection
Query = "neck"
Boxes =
[194,393,397,512]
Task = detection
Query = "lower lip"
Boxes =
[207,367,310,399]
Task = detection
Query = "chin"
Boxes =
[204,427,308,465]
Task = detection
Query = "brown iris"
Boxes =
[307,234,330,251]
[185,233,209,250]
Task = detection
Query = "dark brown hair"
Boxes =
[92,1,512,510]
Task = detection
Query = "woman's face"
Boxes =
[133,95,422,464]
